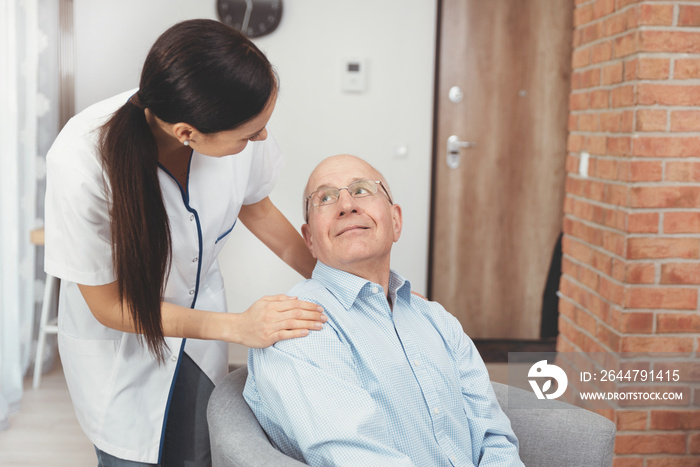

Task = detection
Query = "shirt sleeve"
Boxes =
[241,131,285,205]
[434,302,524,466]
[244,319,416,466]
[44,122,116,286]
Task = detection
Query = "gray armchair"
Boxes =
[208,366,616,467]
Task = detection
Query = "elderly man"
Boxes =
[244,155,523,466]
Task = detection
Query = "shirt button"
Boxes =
[190,214,194,221]
[371,286,379,294]
[171,356,177,362]
[414,360,420,367]
[192,257,198,262]
[189,289,195,295]
[433,407,440,415]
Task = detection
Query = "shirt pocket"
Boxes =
[215,220,237,245]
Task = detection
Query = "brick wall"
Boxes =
[560,0,700,464]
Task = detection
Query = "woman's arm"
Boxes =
[238,196,316,279]
[78,281,326,348]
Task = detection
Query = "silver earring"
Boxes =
[183,140,190,146]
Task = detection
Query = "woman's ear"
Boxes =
[172,123,196,145]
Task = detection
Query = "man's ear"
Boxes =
[391,204,403,243]
[301,223,317,259]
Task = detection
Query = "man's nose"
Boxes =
[337,189,360,216]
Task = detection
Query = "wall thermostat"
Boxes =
[341,59,366,93]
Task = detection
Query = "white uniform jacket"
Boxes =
[44,90,283,462]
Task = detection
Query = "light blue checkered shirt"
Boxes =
[244,262,523,466]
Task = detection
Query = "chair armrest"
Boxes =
[208,367,306,467]
[491,381,616,467]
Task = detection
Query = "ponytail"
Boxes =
[99,19,276,361]
[100,95,171,361]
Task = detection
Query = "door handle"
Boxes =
[446,135,475,169]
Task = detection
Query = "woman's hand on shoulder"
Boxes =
[232,295,327,348]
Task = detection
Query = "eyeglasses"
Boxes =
[305,179,393,222]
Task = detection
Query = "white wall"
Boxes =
[73,1,437,320]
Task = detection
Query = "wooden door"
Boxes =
[430,0,573,339]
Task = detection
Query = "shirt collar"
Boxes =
[312,261,412,310]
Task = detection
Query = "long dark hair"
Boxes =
[99,19,276,361]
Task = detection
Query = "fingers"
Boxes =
[264,295,325,315]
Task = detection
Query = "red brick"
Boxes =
[661,263,700,285]
[622,311,654,333]
[593,0,615,19]
[664,212,700,234]
[616,0,639,9]
[603,230,626,256]
[630,186,700,208]
[614,434,686,454]
[656,361,700,382]
[614,31,638,58]
[604,12,627,38]
[616,410,647,431]
[607,136,631,156]
[627,212,659,233]
[570,91,590,111]
[581,21,604,45]
[579,113,598,131]
[638,84,700,106]
[590,89,610,109]
[588,135,607,155]
[627,237,700,259]
[666,162,700,182]
[624,57,637,81]
[591,41,613,64]
[625,263,656,283]
[563,235,594,264]
[621,336,695,353]
[574,3,594,27]
[621,110,634,132]
[647,459,700,467]
[650,410,700,430]
[657,313,700,333]
[596,322,622,351]
[626,286,698,310]
[595,157,619,179]
[636,109,667,132]
[678,5,700,27]
[600,276,625,304]
[568,133,585,152]
[691,433,700,454]
[675,58,700,80]
[626,161,663,182]
[638,4,674,26]
[636,57,670,80]
[572,47,590,69]
[606,184,629,207]
[613,458,643,467]
[573,68,602,90]
[612,85,635,108]
[640,30,700,54]
[599,114,621,134]
[602,62,623,85]
[634,136,700,157]
[592,249,614,277]
[585,180,607,202]
[670,110,700,132]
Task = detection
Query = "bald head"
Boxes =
[304,155,392,220]
[300,154,403,285]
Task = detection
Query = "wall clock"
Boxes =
[217,0,283,38]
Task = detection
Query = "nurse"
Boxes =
[44,19,325,466]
